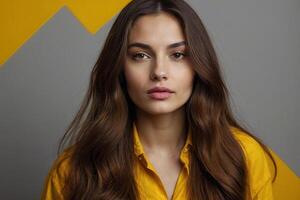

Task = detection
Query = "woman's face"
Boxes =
[123,12,195,115]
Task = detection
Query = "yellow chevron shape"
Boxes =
[0,0,132,66]
[0,0,64,66]
[65,0,131,34]
[0,1,299,198]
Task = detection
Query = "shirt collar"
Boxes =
[133,122,192,174]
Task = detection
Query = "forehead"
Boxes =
[128,12,185,45]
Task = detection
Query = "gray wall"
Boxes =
[0,0,299,199]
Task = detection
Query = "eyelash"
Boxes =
[131,52,187,61]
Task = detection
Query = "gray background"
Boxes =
[0,0,299,199]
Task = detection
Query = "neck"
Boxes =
[134,106,188,154]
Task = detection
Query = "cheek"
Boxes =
[123,66,147,92]
[177,69,195,91]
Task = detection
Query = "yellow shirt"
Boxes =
[41,125,274,200]
[132,123,192,200]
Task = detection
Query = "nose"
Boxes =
[150,56,169,81]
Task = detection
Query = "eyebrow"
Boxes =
[127,41,187,52]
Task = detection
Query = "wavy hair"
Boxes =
[57,0,277,199]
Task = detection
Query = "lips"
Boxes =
[147,87,174,100]
[147,86,174,94]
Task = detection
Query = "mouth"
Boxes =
[147,86,175,94]
[147,91,173,100]
[147,87,175,100]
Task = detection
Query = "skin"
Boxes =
[123,11,195,199]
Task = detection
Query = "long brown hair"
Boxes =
[57,0,277,199]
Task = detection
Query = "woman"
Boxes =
[41,0,277,199]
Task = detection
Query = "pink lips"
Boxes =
[147,87,174,100]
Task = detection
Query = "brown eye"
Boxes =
[132,53,149,60]
[171,52,186,60]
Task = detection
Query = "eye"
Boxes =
[171,52,186,60]
[132,53,150,61]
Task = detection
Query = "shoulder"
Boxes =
[41,147,73,199]
[230,127,265,156]
[230,127,274,199]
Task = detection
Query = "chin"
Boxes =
[138,104,183,116]
[146,109,174,115]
